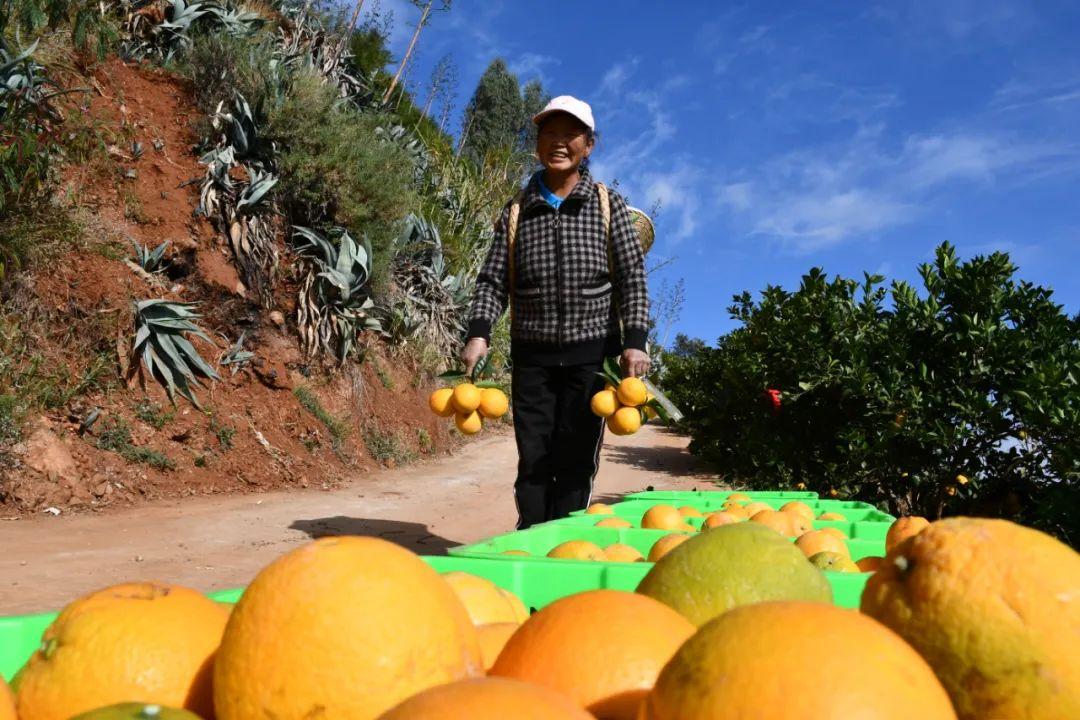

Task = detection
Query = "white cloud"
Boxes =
[714,128,1080,252]
[596,59,640,98]
[754,190,916,252]
[508,53,560,83]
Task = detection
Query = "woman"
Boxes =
[461,95,651,529]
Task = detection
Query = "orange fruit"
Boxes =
[637,523,832,626]
[856,556,885,572]
[818,526,848,540]
[595,517,633,529]
[14,582,228,720]
[478,388,509,419]
[749,509,795,536]
[641,505,683,530]
[720,503,750,519]
[500,588,530,624]
[615,377,648,406]
[786,513,812,537]
[213,537,481,720]
[885,516,930,553]
[809,552,860,573]
[443,572,525,625]
[817,511,846,521]
[743,501,771,516]
[862,518,1080,719]
[546,540,604,561]
[678,506,704,518]
[1,677,15,720]
[429,387,456,417]
[780,501,814,522]
[590,389,619,418]
[647,533,690,562]
[603,543,646,563]
[585,503,614,515]
[455,410,482,435]
[70,704,201,720]
[501,549,530,556]
[378,677,595,720]
[476,624,521,672]
[491,590,695,719]
[703,511,740,529]
[451,383,482,413]
[607,406,642,435]
[727,492,751,503]
[676,522,696,532]
[641,601,956,719]
[795,529,850,559]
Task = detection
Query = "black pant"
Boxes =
[512,362,607,529]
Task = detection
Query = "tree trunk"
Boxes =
[346,0,365,33]
[383,1,432,104]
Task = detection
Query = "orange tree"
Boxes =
[663,243,1079,544]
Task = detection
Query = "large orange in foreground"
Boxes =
[14,583,228,720]
[214,537,482,720]
[863,518,1080,719]
[377,677,595,720]
[1,677,15,720]
[491,589,694,719]
[641,601,956,719]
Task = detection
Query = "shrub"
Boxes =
[265,72,417,288]
[665,243,1080,544]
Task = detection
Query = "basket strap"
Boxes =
[594,182,614,274]
[506,190,524,320]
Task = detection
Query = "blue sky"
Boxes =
[372,0,1080,343]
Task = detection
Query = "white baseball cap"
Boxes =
[532,95,595,132]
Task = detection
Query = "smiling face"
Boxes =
[536,112,595,174]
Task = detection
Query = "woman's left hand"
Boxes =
[621,348,651,378]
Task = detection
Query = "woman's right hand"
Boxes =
[461,337,489,377]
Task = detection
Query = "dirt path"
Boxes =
[0,426,713,614]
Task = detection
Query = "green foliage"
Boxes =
[664,243,1080,544]
[182,31,277,116]
[294,385,350,449]
[131,300,220,407]
[460,58,523,164]
[0,393,21,445]
[362,422,413,465]
[519,78,549,151]
[266,72,417,276]
[416,426,433,454]
[0,0,117,57]
[134,399,173,430]
[211,416,235,450]
[95,416,175,470]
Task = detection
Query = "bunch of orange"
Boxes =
[429,383,508,435]
[590,377,657,435]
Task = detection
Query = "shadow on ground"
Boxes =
[603,440,716,480]
[289,516,458,554]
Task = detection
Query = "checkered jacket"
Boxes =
[466,168,650,351]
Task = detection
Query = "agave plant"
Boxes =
[131,240,170,272]
[130,300,220,406]
[218,331,255,374]
[293,225,382,362]
[379,214,468,351]
[198,92,279,306]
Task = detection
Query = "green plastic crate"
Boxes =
[627,489,818,501]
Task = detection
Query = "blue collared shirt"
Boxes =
[537,174,565,210]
